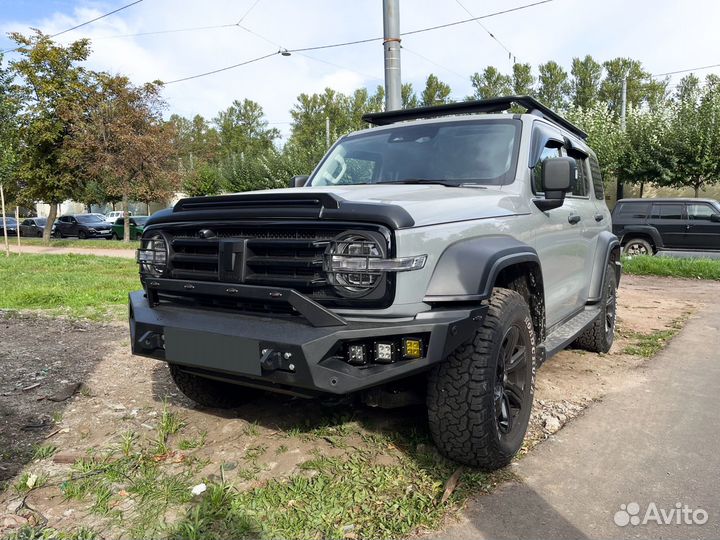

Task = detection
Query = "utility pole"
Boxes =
[325,116,330,148]
[383,0,402,111]
[616,75,628,202]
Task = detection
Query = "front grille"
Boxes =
[154,223,393,307]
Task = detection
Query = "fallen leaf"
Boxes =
[26,474,38,490]
[118,490,129,497]
[440,466,464,504]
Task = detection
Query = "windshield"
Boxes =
[34,218,47,226]
[77,215,105,224]
[2,217,17,225]
[310,119,520,187]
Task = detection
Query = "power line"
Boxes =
[401,46,467,81]
[2,0,143,53]
[89,23,239,40]
[161,0,555,84]
[652,63,720,78]
[453,0,516,63]
[237,0,263,24]
[163,51,279,85]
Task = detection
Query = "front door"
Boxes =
[685,202,720,250]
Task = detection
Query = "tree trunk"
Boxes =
[43,203,58,244]
[639,182,644,197]
[694,182,701,198]
[122,192,130,243]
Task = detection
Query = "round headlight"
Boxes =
[139,232,169,277]
[325,232,386,297]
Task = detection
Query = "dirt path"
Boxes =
[7,245,135,259]
[1,275,718,537]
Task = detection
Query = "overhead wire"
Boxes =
[2,0,144,53]
[453,0,516,63]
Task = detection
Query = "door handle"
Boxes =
[594,214,605,222]
[568,214,582,225]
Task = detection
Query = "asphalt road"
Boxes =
[437,302,720,539]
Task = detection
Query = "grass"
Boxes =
[4,525,100,540]
[20,238,140,250]
[0,253,140,320]
[623,328,679,357]
[622,255,720,280]
[33,444,58,461]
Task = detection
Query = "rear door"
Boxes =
[685,202,720,249]
[650,203,686,249]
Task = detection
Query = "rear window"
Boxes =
[616,202,651,219]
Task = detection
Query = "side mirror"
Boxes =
[290,175,309,188]
[711,214,720,223]
[534,156,575,212]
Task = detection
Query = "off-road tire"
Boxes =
[427,288,536,470]
[168,364,260,409]
[572,262,617,353]
[623,237,653,256]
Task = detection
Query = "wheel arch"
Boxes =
[587,231,622,303]
[618,226,662,250]
[423,235,546,341]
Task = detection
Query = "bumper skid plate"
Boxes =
[129,290,486,396]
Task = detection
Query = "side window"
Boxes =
[617,202,651,219]
[59,216,69,223]
[22,219,32,226]
[589,155,604,200]
[115,218,123,225]
[687,203,715,221]
[651,204,684,220]
[570,158,589,197]
[532,145,562,193]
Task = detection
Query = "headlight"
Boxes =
[324,231,426,298]
[137,232,169,277]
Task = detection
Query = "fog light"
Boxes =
[402,337,423,359]
[374,341,397,364]
[347,344,368,366]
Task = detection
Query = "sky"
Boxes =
[1,0,719,140]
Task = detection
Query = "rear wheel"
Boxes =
[168,364,261,409]
[427,288,536,470]
[36,230,43,238]
[623,237,653,256]
[78,230,88,240]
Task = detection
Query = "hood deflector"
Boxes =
[145,191,415,230]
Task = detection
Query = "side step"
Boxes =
[539,306,601,364]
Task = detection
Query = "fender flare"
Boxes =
[588,232,621,302]
[423,236,541,302]
[616,225,663,249]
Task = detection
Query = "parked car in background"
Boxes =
[106,210,131,221]
[612,198,720,255]
[53,214,114,239]
[19,217,47,237]
[0,216,18,237]
[111,216,148,240]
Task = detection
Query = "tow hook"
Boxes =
[260,348,296,372]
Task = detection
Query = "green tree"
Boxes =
[68,74,180,241]
[599,57,668,114]
[9,31,93,241]
[420,74,452,106]
[662,74,720,197]
[512,63,535,96]
[566,103,624,181]
[0,53,20,208]
[570,55,603,109]
[537,61,570,110]
[469,66,512,99]
[617,105,672,196]
[402,83,420,109]
[214,99,279,158]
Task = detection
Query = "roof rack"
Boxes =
[361,95,588,140]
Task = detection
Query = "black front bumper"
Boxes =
[129,289,486,396]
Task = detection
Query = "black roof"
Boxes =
[618,198,719,204]
[361,95,588,140]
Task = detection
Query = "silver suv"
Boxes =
[129,96,621,470]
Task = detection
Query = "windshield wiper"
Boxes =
[376,178,460,187]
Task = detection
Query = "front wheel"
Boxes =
[427,288,536,470]
[78,230,87,240]
[168,364,261,409]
